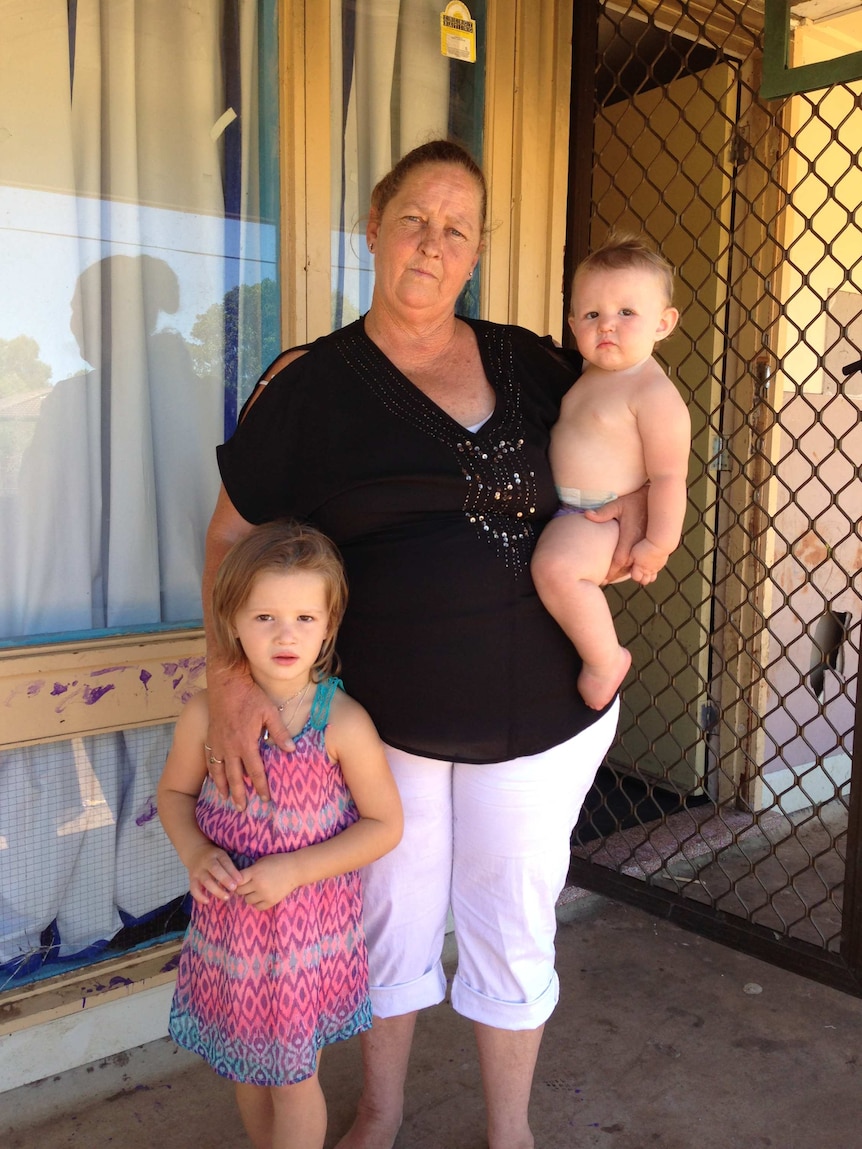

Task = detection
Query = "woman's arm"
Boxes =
[233,695,404,911]
[205,348,312,804]
[157,693,243,903]
[202,486,289,807]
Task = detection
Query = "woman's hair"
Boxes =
[370,139,488,233]
[212,520,348,681]
[572,234,675,308]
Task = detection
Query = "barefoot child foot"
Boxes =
[578,646,632,710]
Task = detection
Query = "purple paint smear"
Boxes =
[82,683,115,705]
[27,681,44,696]
[51,682,69,696]
[140,668,152,689]
[136,797,158,826]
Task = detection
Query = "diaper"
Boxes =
[554,486,617,513]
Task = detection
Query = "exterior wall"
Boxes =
[0,0,576,1089]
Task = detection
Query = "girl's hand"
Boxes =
[186,842,243,905]
[234,855,297,911]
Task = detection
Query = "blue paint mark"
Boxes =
[82,683,115,705]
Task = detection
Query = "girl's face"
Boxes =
[232,569,331,700]
[366,162,483,322]
[568,266,678,372]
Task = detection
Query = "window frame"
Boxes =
[761,0,862,98]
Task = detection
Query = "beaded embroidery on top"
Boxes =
[335,323,539,575]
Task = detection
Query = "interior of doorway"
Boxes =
[568,5,728,844]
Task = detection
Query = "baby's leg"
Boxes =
[235,1067,327,1149]
[532,513,632,709]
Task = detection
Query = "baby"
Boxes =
[532,235,691,710]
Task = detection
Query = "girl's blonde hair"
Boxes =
[212,520,348,681]
[572,233,675,308]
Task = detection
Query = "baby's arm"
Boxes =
[157,692,243,904]
[630,376,691,585]
[235,693,403,911]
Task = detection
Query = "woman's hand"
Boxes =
[186,841,243,905]
[585,484,650,584]
[205,664,291,808]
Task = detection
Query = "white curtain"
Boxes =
[332,0,452,326]
[0,0,272,970]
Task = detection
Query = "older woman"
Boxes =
[203,140,643,1149]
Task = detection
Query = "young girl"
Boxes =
[157,520,403,1149]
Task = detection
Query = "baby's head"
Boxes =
[568,235,678,371]
[212,519,348,682]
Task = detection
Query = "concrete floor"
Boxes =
[5,892,862,1149]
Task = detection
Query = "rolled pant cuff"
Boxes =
[370,962,447,1019]
[450,971,560,1030]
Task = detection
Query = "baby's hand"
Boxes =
[186,843,242,905]
[629,539,669,586]
[235,854,298,911]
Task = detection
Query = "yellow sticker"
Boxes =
[440,2,476,63]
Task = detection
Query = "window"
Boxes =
[762,0,862,98]
[0,0,279,988]
[329,0,486,328]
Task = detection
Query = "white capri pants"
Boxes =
[362,701,619,1030]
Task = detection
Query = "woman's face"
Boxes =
[367,162,483,322]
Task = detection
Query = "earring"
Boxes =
[369,243,375,253]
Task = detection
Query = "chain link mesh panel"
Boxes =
[568,1,861,985]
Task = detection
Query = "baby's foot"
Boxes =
[578,647,632,710]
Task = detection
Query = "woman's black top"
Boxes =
[217,316,610,763]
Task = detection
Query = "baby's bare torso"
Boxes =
[549,361,665,499]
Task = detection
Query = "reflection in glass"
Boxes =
[331,0,486,328]
[0,1,279,987]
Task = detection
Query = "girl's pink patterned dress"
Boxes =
[168,677,371,1085]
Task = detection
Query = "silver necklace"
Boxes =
[277,683,308,710]
[278,681,311,729]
